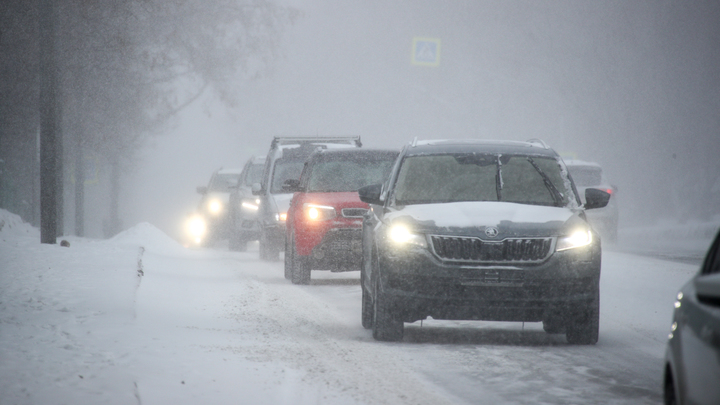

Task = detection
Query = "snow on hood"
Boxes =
[109,222,184,254]
[386,201,574,229]
[0,209,39,238]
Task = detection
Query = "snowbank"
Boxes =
[109,221,185,255]
[0,208,39,238]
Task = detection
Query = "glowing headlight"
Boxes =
[303,203,336,221]
[274,212,288,222]
[388,224,427,248]
[556,229,592,251]
[208,199,223,215]
[241,200,259,211]
[186,216,207,239]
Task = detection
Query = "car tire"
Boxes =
[372,273,403,342]
[229,233,247,252]
[259,229,280,261]
[361,269,373,329]
[663,365,678,405]
[566,285,600,345]
[283,233,293,279]
[291,253,311,285]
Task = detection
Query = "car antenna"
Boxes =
[411,137,418,147]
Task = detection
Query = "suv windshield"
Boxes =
[393,153,572,207]
[271,159,305,194]
[244,164,264,186]
[305,154,396,192]
[209,173,240,192]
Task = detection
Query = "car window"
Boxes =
[271,159,305,194]
[567,166,602,187]
[393,154,571,206]
[209,173,239,192]
[244,164,264,186]
[701,232,720,275]
[306,157,395,193]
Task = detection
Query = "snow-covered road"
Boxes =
[0,211,704,404]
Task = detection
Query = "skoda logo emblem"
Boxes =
[485,226,499,238]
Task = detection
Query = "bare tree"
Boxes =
[54,0,297,236]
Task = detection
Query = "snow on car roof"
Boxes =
[406,139,559,157]
[217,168,244,175]
[563,159,602,168]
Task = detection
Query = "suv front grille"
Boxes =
[341,208,367,218]
[430,235,553,263]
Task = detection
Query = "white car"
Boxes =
[252,136,362,260]
[228,156,266,251]
[565,159,619,243]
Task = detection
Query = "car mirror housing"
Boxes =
[196,186,207,195]
[695,273,720,301]
[282,179,301,193]
[251,182,263,196]
[358,184,383,205]
[584,188,611,210]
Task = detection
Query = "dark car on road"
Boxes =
[194,167,243,245]
[252,136,362,260]
[359,139,611,342]
[284,148,398,284]
[664,229,720,405]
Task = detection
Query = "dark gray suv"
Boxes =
[359,139,611,343]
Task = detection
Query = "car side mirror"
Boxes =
[584,188,611,210]
[358,184,383,205]
[196,186,207,195]
[282,179,301,193]
[251,182,263,196]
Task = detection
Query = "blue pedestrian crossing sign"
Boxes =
[412,37,441,67]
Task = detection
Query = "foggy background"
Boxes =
[4,1,717,240]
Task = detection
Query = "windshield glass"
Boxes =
[270,159,305,194]
[393,153,572,206]
[244,164,264,186]
[305,154,396,192]
[208,173,240,192]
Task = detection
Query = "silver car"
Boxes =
[664,229,720,405]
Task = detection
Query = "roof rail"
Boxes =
[526,138,551,149]
[270,136,362,149]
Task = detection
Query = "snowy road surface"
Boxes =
[0,214,704,404]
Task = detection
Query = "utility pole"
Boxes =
[39,0,59,243]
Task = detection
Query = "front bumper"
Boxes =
[377,244,600,323]
[306,228,363,271]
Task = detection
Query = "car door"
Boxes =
[681,232,720,405]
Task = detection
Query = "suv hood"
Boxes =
[385,201,582,238]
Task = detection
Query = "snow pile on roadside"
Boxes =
[110,221,185,255]
[0,208,39,238]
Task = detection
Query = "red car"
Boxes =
[283,148,399,284]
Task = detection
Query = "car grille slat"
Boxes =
[341,208,367,218]
[430,235,553,263]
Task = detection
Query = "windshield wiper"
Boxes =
[526,157,564,206]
